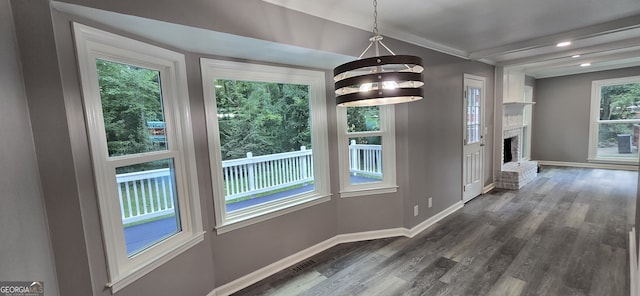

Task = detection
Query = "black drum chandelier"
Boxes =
[334,0,424,107]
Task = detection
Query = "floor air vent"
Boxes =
[291,259,316,273]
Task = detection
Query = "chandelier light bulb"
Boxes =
[359,83,373,92]
[382,81,398,89]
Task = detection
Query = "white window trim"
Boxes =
[73,23,204,293]
[588,75,640,164]
[200,59,331,234]
[337,105,398,198]
[522,85,534,160]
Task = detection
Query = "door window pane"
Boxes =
[348,136,382,184]
[117,158,181,256]
[466,87,481,144]
[213,79,314,212]
[97,59,168,157]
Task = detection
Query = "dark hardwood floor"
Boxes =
[233,166,637,296]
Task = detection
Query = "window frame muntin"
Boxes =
[73,23,204,293]
[588,75,640,164]
[200,58,331,234]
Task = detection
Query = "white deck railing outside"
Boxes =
[349,140,383,178]
[117,144,381,224]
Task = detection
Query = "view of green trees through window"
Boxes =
[96,62,388,215]
[597,82,640,158]
[214,79,311,160]
[213,79,318,207]
[600,83,640,121]
[97,59,167,169]
[347,106,381,145]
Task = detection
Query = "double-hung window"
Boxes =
[74,23,203,292]
[588,76,640,164]
[200,59,330,233]
[337,105,397,197]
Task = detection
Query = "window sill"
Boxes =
[339,185,398,198]
[215,194,331,235]
[107,231,205,293]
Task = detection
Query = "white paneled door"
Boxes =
[463,75,485,202]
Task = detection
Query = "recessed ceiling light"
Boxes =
[557,41,572,47]
[580,63,591,67]
[571,54,581,58]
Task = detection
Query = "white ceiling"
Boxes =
[51,2,354,71]
[263,0,640,78]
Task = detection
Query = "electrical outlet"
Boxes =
[414,205,419,216]
[428,197,433,208]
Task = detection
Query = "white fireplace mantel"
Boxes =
[504,101,536,114]
[503,102,534,128]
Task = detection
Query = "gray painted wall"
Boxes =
[11,0,95,294]
[405,59,495,227]
[0,1,59,295]
[532,67,640,163]
[9,0,495,294]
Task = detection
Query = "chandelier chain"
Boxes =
[373,0,379,36]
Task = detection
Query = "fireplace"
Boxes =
[503,136,519,163]
[496,127,537,190]
[504,138,513,163]
[501,128,521,163]
[498,82,537,190]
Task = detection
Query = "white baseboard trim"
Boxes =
[208,201,464,296]
[406,201,464,238]
[631,227,637,296]
[537,160,638,171]
[482,183,495,194]
[333,228,407,244]
[208,236,340,296]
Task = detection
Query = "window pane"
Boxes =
[96,59,168,157]
[596,122,639,159]
[348,136,383,184]
[213,79,314,212]
[117,158,181,256]
[600,83,640,120]
[468,87,480,108]
[347,106,380,132]
[466,87,481,145]
[466,124,481,145]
